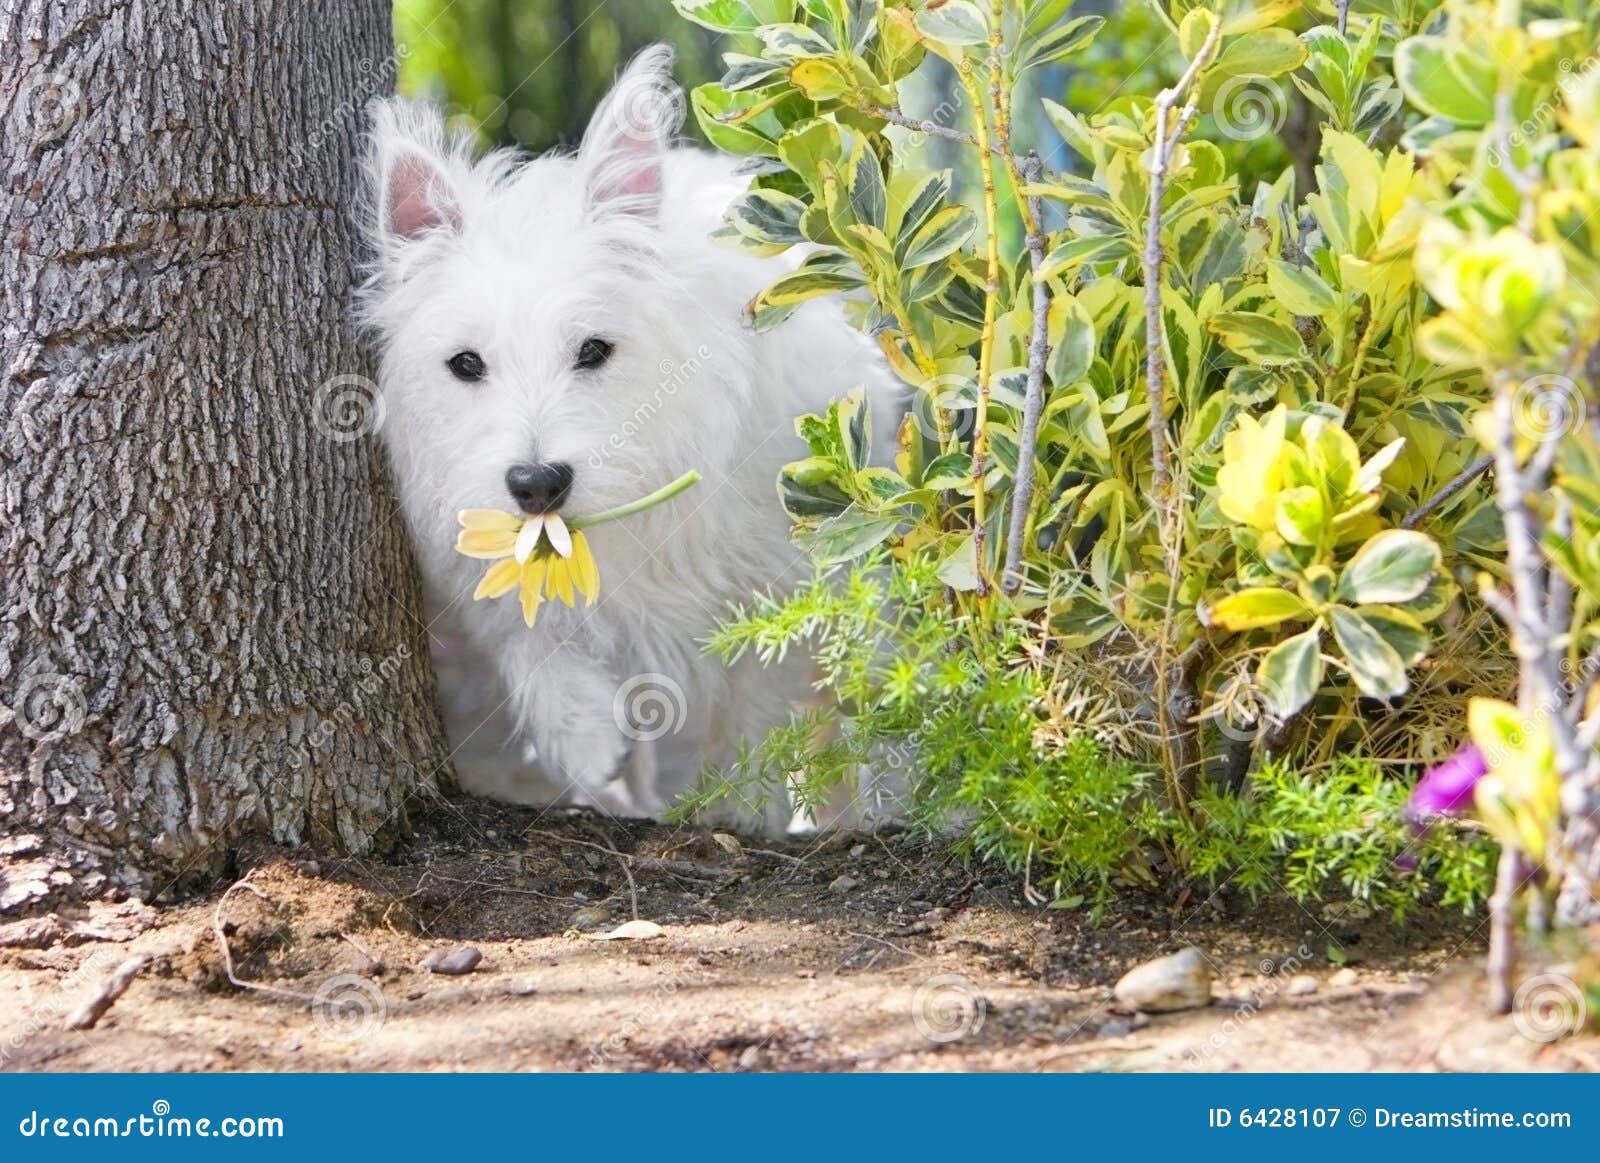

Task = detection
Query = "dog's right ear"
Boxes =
[365,99,463,249]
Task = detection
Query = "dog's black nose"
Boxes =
[505,462,574,514]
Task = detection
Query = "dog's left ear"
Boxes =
[578,44,682,223]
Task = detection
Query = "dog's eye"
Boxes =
[446,351,487,383]
[574,337,614,371]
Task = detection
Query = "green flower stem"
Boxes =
[568,470,700,530]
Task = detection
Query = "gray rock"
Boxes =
[829,875,859,893]
[1114,947,1214,1013]
[421,945,483,976]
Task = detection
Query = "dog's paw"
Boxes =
[536,720,633,792]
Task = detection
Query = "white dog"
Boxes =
[360,46,896,832]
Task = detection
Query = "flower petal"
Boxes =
[456,528,518,559]
[519,557,548,627]
[546,557,576,606]
[473,557,522,600]
[458,509,525,535]
[514,516,544,564]
[570,532,600,603]
[544,513,573,558]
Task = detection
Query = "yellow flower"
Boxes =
[1216,405,1289,533]
[456,510,600,627]
[453,470,700,629]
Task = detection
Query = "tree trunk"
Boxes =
[0,0,452,912]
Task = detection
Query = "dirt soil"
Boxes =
[2,795,1595,1073]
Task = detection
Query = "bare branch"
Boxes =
[1400,454,1492,529]
[1003,161,1052,596]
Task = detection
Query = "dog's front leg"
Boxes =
[507,645,633,795]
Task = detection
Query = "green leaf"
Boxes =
[1258,627,1324,718]
[1357,605,1430,668]
[1048,295,1095,388]
[900,205,977,267]
[1208,312,1307,366]
[753,267,866,311]
[1020,15,1103,71]
[1395,35,1496,127]
[1037,234,1130,280]
[1330,607,1409,700]
[673,0,794,33]
[1210,587,1312,631]
[1266,261,1339,316]
[914,0,988,46]
[936,533,982,590]
[921,450,974,491]
[800,505,902,562]
[848,142,887,230]
[757,22,836,59]
[1337,530,1441,605]
[727,189,808,244]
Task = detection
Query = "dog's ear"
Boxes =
[578,44,682,223]
[365,98,464,247]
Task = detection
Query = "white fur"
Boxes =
[359,47,897,832]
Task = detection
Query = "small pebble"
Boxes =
[1113,947,1213,1013]
[1330,967,1359,988]
[849,844,866,858]
[421,945,483,976]
[1098,1018,1135,1038]
[829,875,859,893]
[737,1045,761,1070]
[1287,975,1319,997]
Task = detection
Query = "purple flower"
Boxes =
[1405,745,1488,821]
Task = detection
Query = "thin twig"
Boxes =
[1400,454,1493,528]
[211,877,319,1003]
[1003,154,1052,595]
[66,955,150,1030]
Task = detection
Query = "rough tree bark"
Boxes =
[0,0,452,912]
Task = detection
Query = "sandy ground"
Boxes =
[2,795,1595,1073]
